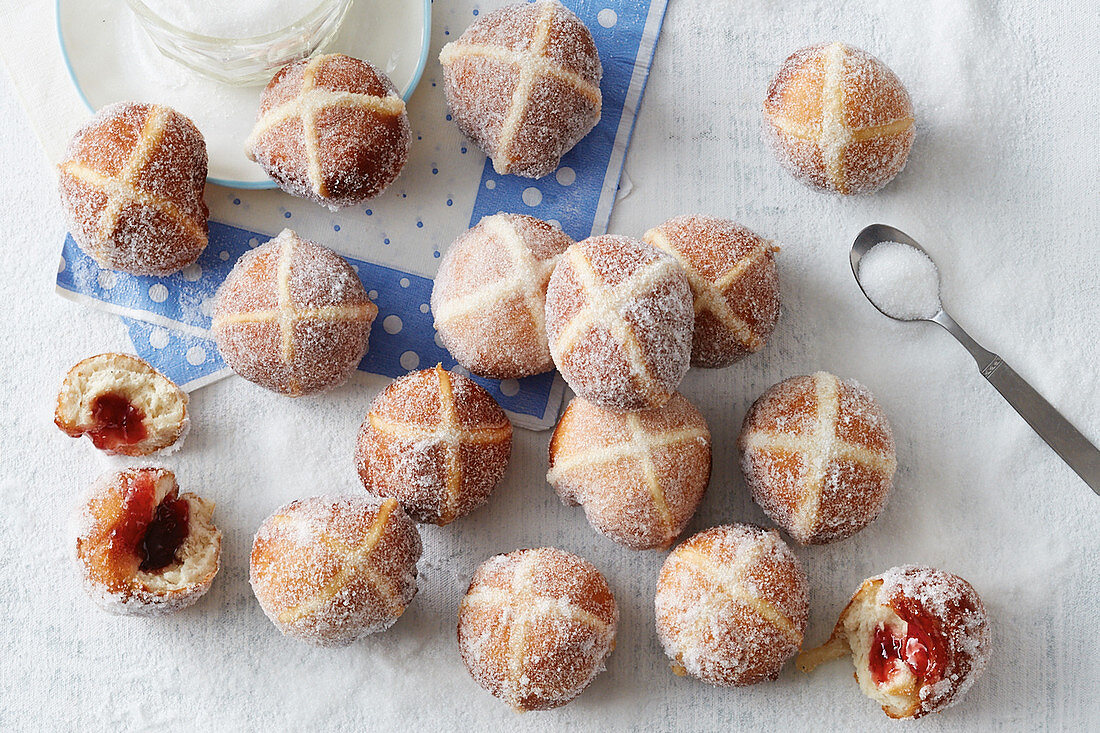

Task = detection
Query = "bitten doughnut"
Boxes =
[245,53,411,209]
[656,524,808,686]
[644,216,781,368]
[431,214,573,379]
[250,495,422,647]
[738,371,897,544]
[763,42,915,195]
[54,353,188,457]
[75,468,221,616]
[439,0,602,178]
[211,229,378,396]
[545,235,693,411]
[547,393,711,550]
[798,565,991,719]
[58,102,208,275]
[457,548,618,711]
[356,365,513,525]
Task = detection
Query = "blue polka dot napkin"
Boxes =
[54,0,668,430]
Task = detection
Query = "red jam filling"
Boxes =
[868,606,942,687]
[88,392,147,450]
[109,471,190,574]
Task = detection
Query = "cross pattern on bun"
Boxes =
[738,371,897,544]
[249,495,422,647]
[547,394,711,550]
[457,547,618,711]
[439,0,602,178]
[798,565,991,719]
[58,102,208,275]
[75,468,221,616]
[545,235,694,411]
[431,214,573,379]
[245,53,411,209]
[55,353,189,457]
[211,229,378,396]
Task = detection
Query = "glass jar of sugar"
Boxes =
[125,0,353,86]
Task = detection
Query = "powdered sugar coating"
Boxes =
[74,467,221,616]
[457,547,618,711]
[873,565,992,716]
[547,393,711,550]
[356,366,512,525]
[655,524,808,687]
[738,371,897,544]
[58,101,209,275]
[246,54,411,209]
[249,495,422,647]
[211,229,378,396]
[644,215,781,368]
[545,234,694,411]
[431,214,574,379]
[763,42,915,195]
[439,0,602,178]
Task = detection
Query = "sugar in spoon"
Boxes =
[850,223,1100,496]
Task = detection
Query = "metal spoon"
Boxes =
[851,223,1100,496]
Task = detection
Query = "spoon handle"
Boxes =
[980,356,1100,495]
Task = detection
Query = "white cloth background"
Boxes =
[1,1,1097,731]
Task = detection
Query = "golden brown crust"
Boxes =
[355,366,513,525]
[58,102,208,275]
[249,495,422,647]
[547,393,711,550]
[737,371,897,544]
[246,54,410,208]
[763,42,914,195]
[655,524,808,686]
[457,547,618,711]
[644,216,781,368]
[54,352,189,457]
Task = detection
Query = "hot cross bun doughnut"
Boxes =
[75,467,221,616]
[211,229,378,397]
[798,565,991,719]
[250,495,422,647]
[431,213,573,379]
[58,102,208,275]
[457,547,618,711]
[245,53,411,209]
[738,371,897,544]
[439,0,602,178]
[548,393,711,550]
[655,524,809,686]
[764,42,915,195]
[356,366,513,525]
[545,235,694,411]
[644,215,781,368]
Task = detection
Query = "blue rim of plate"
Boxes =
[54,0,432,190]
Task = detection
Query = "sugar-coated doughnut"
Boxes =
[356,365,513,525]
[764,42,915,195]
[738,371,897,544]
[439,0,602,178]
[798,565,991,719]
[75,467,221,616]
[431,214,573,379]
[547,393,711,550]
[644,215,780,368]
[54,353,189,457]
[655,524,808,686]
[545,235,694,411]
[250,495,422,647]
[245,53,410,209]
[457,547,618,711]
[211,229,378,397]
[58,102,208,275]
